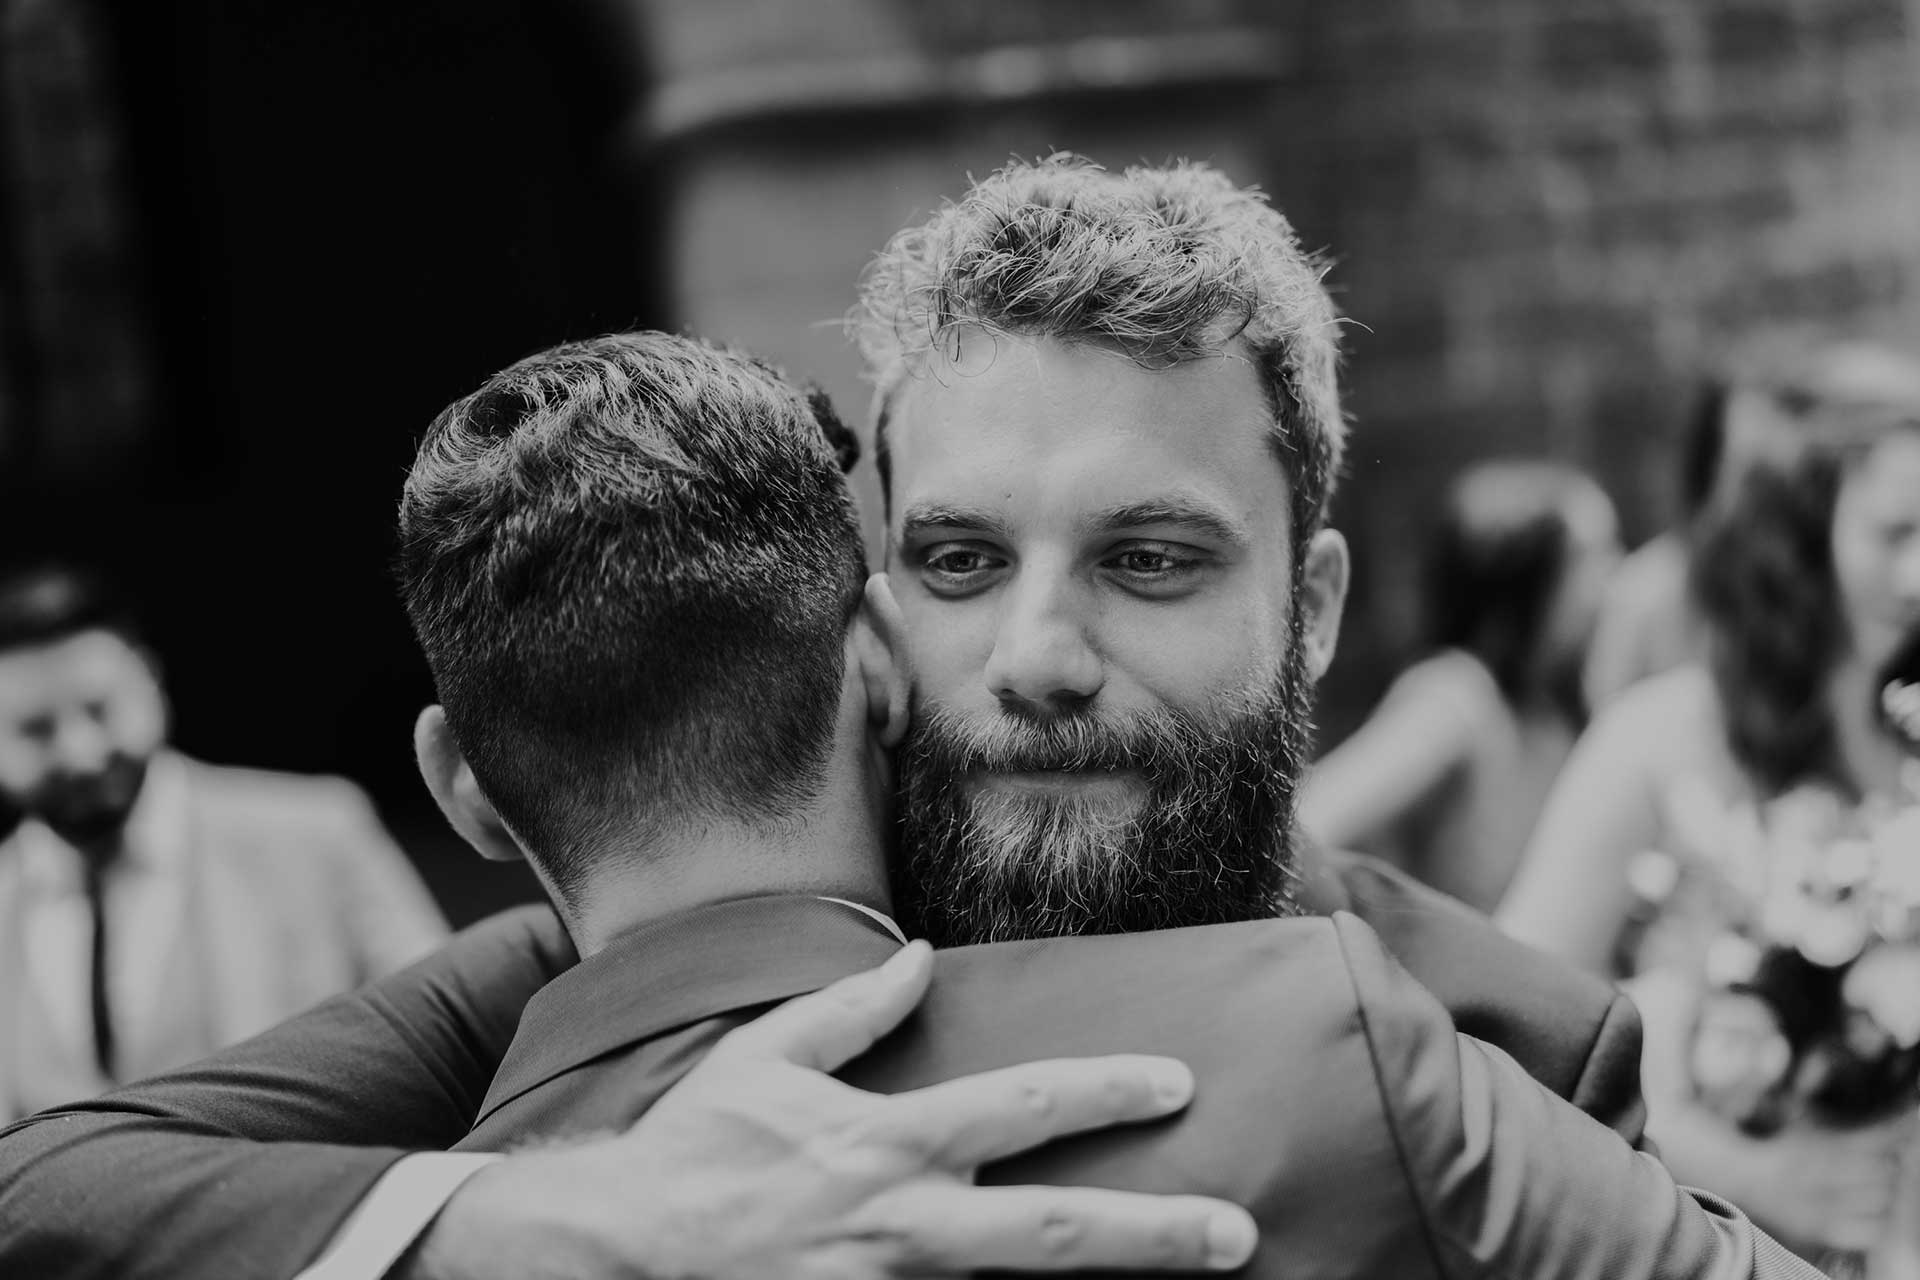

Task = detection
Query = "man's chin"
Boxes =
[963,769,1148,818]
[35,764,149,850]
[40,801,135,847]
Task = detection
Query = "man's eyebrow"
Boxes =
[1083,500,1249,546]
[898,503,1012,541]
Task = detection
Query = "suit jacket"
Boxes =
[0,849,1647,1277]
[0,753,448,1122]
[1296,843,1647,1144]
[460,895,1809,1280]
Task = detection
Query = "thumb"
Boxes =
[713,940,933,1071]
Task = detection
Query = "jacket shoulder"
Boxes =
[898,920,1445,1278]
[1326,850,1645,1140]
[183,756,379,824]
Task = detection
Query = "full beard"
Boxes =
[893,627,1315,948]
[29,753,151,852]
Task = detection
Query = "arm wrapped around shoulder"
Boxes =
[1331,911,1823,1280]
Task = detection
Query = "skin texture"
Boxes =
[884,332,1347,763]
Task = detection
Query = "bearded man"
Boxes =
[0,564,447,1123]
[3,159,1667,1278]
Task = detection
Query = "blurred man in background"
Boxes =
[0,563,448,1121]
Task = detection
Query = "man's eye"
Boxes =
[1115,549,1180,574]
[1104,543,1207,596]
[916,544,1006,596]
[1109,544,1199,576]
[927,549,991,575]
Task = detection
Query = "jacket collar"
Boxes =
[478,895,901,1124]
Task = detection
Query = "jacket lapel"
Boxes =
[476,896,901,1125]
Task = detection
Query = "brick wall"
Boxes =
[632,0,1920,735]
[1262,0,1920,728]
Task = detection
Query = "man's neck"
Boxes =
[564,788,891,958]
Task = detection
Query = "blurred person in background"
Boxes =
[1585,348,1920,713]
[1299,459,1621,913]
[0,563,448,1122]
[1500,354,1920,1275]
[1581,383,1728,712]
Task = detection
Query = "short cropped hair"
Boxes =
[854,155,1347,544]
[396,332,866,904]
[0,563,142,656]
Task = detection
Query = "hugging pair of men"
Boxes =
[0,157,1814,1280]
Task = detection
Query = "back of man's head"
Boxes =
[396,332,866,903]
[854,154,1347,543]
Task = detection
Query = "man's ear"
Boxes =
[414,705,525,862]
[851,574,912,748]
[1298,528,1350,683]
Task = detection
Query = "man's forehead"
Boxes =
[0,631,145,708]
[884,334,1289,532]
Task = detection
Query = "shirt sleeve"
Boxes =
[296,1153,502,1280]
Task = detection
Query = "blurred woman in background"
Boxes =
[1299,458,1620,913]
[1580,380,1727,712]
[1500,358,1920,1275]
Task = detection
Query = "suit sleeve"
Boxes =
[1332,913,1823,1280]
[1571,991,1655,1154]
[0,904,574,1280]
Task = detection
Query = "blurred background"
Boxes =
[3,0,1917,923]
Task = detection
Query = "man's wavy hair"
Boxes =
[853,155,1347,547]
[1692,357,1920,797]
[396,332,866,906]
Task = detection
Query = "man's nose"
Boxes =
[983,571,1104,713]
[52,713,113,775]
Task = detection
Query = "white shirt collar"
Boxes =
[815,896,908,945]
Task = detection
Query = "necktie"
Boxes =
[82,859,115,1080]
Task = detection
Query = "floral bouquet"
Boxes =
[1679,797,1920,1134]
[1631,638,1920,1136]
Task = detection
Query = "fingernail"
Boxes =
[1148,1060,1194,1108]
[885,939,930,973]
[1206,1208,1257,1269]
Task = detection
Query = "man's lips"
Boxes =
[965,768,1145,797]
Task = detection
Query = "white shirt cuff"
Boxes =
[294,1152,502,1280]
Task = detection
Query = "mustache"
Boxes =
[906,706,1201,776]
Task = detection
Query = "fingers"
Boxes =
[869,1184,1258,1274]
[716,941,934,1071]
[876,1055,1196,1169]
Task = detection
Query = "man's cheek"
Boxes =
[1114,610,1269,705]
[112,710,167,759]
[905,613,994,702]
[0,747,42,802]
